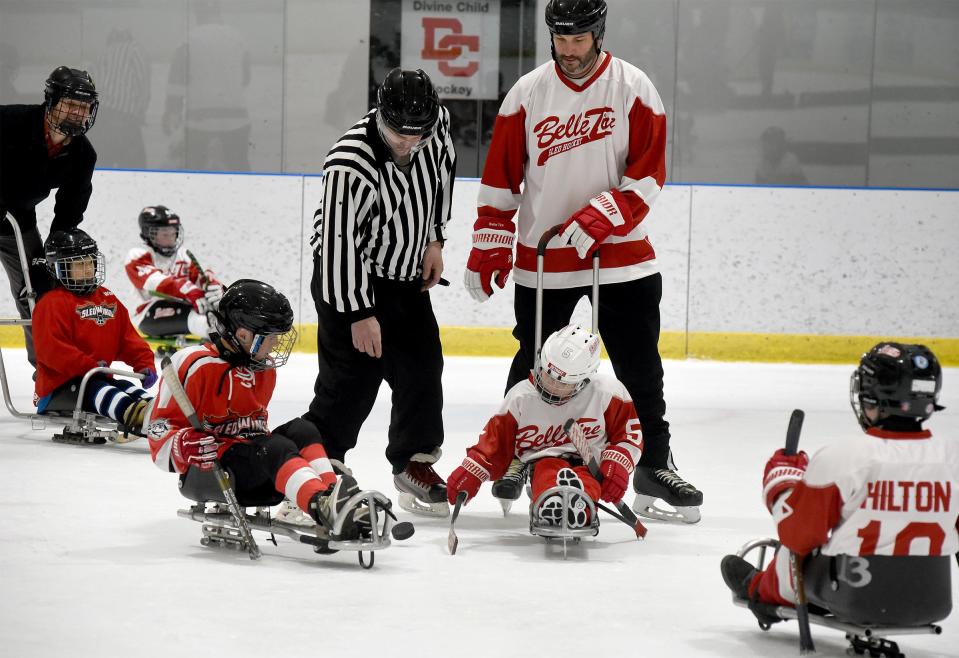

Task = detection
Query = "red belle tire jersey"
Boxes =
[33,286,155,399]
[478,52,667,289]
[124,245,219,313]
[146,344,276,472]
[464,373,643,480]
[774,427,959,558]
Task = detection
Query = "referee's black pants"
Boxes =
[304,275,444,474]
[506,273,671,468]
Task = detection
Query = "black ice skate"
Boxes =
[394,452,450,518]
[632,465,703,524]
[491,457,530,516]
[309,474,372,542]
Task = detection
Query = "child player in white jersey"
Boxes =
[446,324,643,528]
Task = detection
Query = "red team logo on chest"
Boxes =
[75,302,117,326]
[533,107,616,166]
[515,420,602,452]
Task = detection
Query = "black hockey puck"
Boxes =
[391,521,415,541]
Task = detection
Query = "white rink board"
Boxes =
[0,351,956,658]
[7,170,958,338]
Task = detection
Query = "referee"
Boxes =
[302,68,456,517]
[0,66,98,369]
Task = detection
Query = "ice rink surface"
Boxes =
[0,349,957,658]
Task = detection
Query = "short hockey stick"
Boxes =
[160,356,261,560]
[447,491,467,555]
[783,408,814,654]
[563,419,647,539]
[185,249,209,288]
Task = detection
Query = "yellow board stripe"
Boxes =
[3,325,956,366]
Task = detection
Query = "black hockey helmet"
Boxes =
[209,279,297,370]
[138,205,183,257]
[850,342,944,430]
[545,0,607,57]
[376,68,439,137]
[44,66,98,137]
[44,228,105,295]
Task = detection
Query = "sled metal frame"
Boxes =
[734,538,943,654]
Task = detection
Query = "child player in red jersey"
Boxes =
[33,229,155,432]
[145,279,371,540]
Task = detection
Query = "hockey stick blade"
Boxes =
[160,356,261,560]
[562,419,647,539]
[783,408,814,654]
[448,491,467,555]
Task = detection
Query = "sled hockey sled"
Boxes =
[528,483,600,559]
[0,213,146,444]
[144,333,204,359]
[177,466,396,568]
[733,538,951,658]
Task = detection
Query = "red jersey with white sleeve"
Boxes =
[464,373,643,480]
[33,286,155,399]
[124,246,219,313]
[478,53,667,289]
[146,344,275,473]
[773,427,959,558]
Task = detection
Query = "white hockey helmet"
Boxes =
[534,324,601,405]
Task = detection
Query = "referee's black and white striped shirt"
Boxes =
[312,106,456,319]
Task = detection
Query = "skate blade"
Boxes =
[397,492,450,518]
[632,494,701,524]
[499,498,512,516]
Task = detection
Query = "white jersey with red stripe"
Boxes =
[478,52,667,289]
[146,344,275,472]
[464,373,643,480]
[124,245,216,313]
[774,427,959,558]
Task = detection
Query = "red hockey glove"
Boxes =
[559,189,635,259]
[599,446,634,502]
[762,448,809,512]
[463,216,515,302]
[183,286,209,314]
[170,428,219,474]
[446,456,492,505]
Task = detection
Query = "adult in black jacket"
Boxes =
[0,66,98,367]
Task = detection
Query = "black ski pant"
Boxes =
[0,222,46,367]
[219,418,325,505]
[303,274,444,474]
[506,274,671,468]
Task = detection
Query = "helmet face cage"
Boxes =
[144,224,184,257]
[534,325,601,405]
[44,67,99,137]
[849,343,942,429]
[375,111,434,157]
[247,326,298,371]
[50,252,106,295]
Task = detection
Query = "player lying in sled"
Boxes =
[447,324,643,536]
[721,342,957,656]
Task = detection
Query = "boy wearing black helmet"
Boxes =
[721,342,958,624]
[124,204,224,340]
[1,66,99,368]
[147,280,371,540]
[302,68,456,517]
[32,228,155,433]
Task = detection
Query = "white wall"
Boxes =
[6,170,958,340]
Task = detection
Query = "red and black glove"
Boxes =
[170,428,219,474]
[463,216,515,302]
[599,446,634,502]
[559,189,635,259]
[762,448,809,512]
[446,456,492,505]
